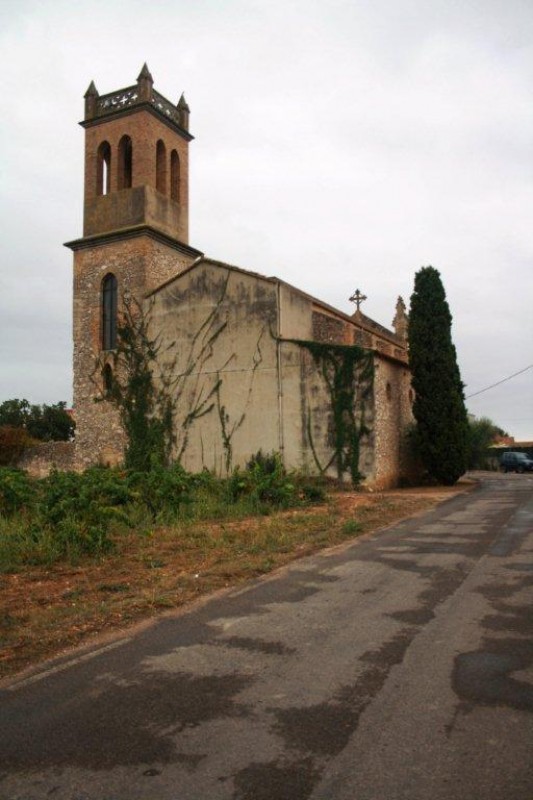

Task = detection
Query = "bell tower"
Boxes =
[66,65,203,468]
[81,63,192,242]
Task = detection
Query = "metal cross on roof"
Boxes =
[349,288,367,312]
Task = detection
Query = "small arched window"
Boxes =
[103,363,114,396]
[156,139,167,194]
[386,382,392,401]
[118,135,133,190]
[102,273,118,351]
[96,141,111,196]
[170,149,180,202]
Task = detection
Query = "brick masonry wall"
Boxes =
[372,356,417,488]
[84,109,189,241]
[353,328,373,348]
[72,234,197,469]
[312,311,352,344]
[17,442,76,478]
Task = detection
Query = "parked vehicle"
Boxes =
[500,451,533,473]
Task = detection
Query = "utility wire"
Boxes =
[466,363,533,399]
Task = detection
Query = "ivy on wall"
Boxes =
[95,271,269,474]
[166,272,267,472]
[294,340,374,485]
[94,298,175,472]
[215,327,265,473]
[166,271,231,463]
[92,266,373,482]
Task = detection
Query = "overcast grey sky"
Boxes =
[0,0,532,438]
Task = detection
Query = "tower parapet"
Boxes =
[83,64,192,138]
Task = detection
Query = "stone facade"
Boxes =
[66,66,416,487]
[66,65,201,470]
[18,442,76,478]
[144,259,379,479]
[142,258,415,486]
[69,232,200,469]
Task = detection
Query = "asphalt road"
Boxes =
[1,473,532,800]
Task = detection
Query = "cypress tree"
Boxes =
[408,266,469,485]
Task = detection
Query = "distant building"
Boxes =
[492,434,515,446]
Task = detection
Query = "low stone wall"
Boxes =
[17,442,77,478]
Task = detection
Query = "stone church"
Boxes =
[65,65,416,488]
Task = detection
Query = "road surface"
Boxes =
[1,472,532,799]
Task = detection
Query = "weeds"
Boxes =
[341,519,363,535]
[0,468,36,516]
[0,453,326,572]
[226,451,325,511]
[0,481,452,679]
[127,463,193,521]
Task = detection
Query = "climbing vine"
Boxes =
[93,269,369,482]
[93,298,175,472]
[96,270,270,474]
[294,340,374,485]
[214,327,265,473]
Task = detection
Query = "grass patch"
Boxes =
[341,519,363,535]
[0,466,468,679]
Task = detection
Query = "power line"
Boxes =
[466,364,533,399]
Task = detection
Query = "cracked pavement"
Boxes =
[1,472,532,799]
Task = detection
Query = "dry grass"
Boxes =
[0,483,470,679]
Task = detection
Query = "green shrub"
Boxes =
[227,452,300,510]
[0,458,327,570]
[226,468,251,502]
[0,515,39,571]
[298,482,327,503]
[38,467,133,556]
[51,515,116,560]
[341,519,362,535]
[245,450,280,475]
[127,463,193,521]
[0,468,36,516]
[251,462,295,507]
[39,468,131,523]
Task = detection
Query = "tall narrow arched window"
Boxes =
[156,139,167,194]
[96,141,111,196]
[117,135,133,190]
[102,273,118,350]
[170,149,180,202]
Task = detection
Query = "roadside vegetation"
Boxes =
[0,454,463,678]
[467,416,509,470]
[0,454,324,571]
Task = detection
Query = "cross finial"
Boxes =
[349,288,367,312]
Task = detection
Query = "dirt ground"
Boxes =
[0,481,473,679]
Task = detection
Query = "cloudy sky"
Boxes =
[1,0,532,439]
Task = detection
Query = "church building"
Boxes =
[65,66,416,488]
